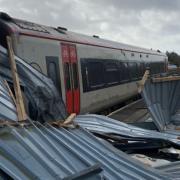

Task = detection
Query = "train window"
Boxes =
[105,62,119,85]
[87,61,105,89]
[64,63,71,90]
[72,63,78,89]
[153,62,162,74]
[128,62,138,80]
[160,63,165,72]
[140,62,145,77]
[155,63,160,74]
[46,56,62,96]
[119,62,130,82]
[146,62,150,70]
[150,63,155,74]
[136,62,141,78]
[81,60,88,92]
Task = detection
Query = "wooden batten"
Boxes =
[6,36,27,121]
[138,70,150,93]
[152,75,180,83]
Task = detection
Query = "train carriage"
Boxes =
[0,12,168,114]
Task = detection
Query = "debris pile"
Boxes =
[141,73,180,131]
[0,37,180,179]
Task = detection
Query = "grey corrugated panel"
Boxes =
[75,114,180,146]
[141,77,180,131]
[0,78,17,121]
[156,161,180,178]
[0,121,172,180]
[0,45,67,122]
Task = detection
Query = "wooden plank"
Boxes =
[152,76,180,83]
[50,113,77,127]
[138,70,150,93]
[6,36,27,121]
[62,113,76,126]
[4,80,17,106]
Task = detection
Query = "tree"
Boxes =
[166,51,180,67]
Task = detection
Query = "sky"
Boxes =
[0,0,180,53]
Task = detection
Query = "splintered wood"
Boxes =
[6,36,27,121]
[138,70,150,93]
[152,76,180,83]
[51,113,77,127]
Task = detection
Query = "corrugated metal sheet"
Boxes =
[0,120,174,180]
[0,45,67,122]
[141,76,180,131]
[0,78,17,121]
[156,161,180,178]
[75,114,180,146]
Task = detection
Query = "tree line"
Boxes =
[166,51,180,67]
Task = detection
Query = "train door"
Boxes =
[61,43,80,114]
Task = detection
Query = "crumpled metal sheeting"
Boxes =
[0,122,171,180]
[141,77,180,131]
[75,114,180,146]
[0,124,103,180]
[156,161,180,179]
[0,78,17,121]
[0,45,67,122]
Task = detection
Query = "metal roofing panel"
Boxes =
[0,45,67,122]
[141,76,180,131]
[156,161,180,179]
[0,120,173,180]
[0,78,17,121]
[75,114,180,146]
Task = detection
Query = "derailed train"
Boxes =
[0,12,168,114]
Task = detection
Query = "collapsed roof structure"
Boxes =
[0,45,67,123]
[141,73,180,132]
[0,41,180,179]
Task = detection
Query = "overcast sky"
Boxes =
[1,0,180,53]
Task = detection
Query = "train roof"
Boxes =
[0,12,166,57]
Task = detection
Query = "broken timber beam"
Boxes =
[50,113,77,127]
[6,36,27,121]
[152,75,180,83]
[138,70,150,93]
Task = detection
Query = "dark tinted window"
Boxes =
[87,61,105,88]
[128,62,138,80]
[150,63,155,74]
[119,62,130,82]
[160,62,165,72]
[72,63,78,89]
[64,63,71,90]
[136,62,141,78]
[105,62,119,85]
[46,56,61,96]
[48,62,58,84]
[140,62,145,77]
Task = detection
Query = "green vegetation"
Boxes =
[166,51,180,67]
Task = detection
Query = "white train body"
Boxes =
[0,12,168,114]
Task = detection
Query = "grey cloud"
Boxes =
[0,0,180,53]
